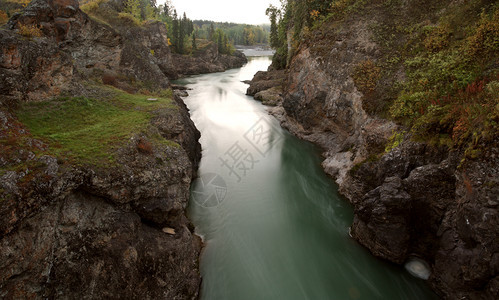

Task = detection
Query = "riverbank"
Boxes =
[245,1,498,298]
[0,88,202,298]
[0,0,211,298]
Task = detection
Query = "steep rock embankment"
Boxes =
[0,0,204,298]
[250,22,397,186]
[1,0,177,103]
[0,0,247,106]
[0,94,203,299]
[247,1,498,299]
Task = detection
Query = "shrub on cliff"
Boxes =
[81,0,160,27]
[353,60,381,91]
[80,0,106,12]
[17,24,43,37]
[0,10,8,25]
[118,11,141,26]
[466,9,499,58]
[389,2,499,156]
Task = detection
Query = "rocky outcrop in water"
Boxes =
[246,1,498,298]
[172,43,247,77]
[246,69,285,106]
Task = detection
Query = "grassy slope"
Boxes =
[0,1,182,174]
[15,86,177,166]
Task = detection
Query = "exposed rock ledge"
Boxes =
[0,0,247,107]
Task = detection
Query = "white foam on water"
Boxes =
[405,257,431,280]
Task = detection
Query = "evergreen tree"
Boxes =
[223,34,229,54]
[208,23,215,40]
[171,10,179,52]
[192,31,197,51]
[266,5,279,49]
[217,29,224,53]
[182,12,187,26]
[266,2,289,69]
[143,0,156,20]
[187,20,194,36]
[124,0,141,20]
[178,14,185,54]
[163,3,169,16]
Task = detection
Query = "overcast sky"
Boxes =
[159,0,282,25]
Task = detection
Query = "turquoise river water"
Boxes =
[177,56,438,300]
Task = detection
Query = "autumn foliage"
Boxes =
[0,10,8,25]
[137,138,153,154]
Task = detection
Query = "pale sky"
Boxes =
[159,0,282,25]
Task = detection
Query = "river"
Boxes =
[177,56,437,300]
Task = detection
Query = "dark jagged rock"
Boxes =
[352,176,412,264]
[1,192,201,299]
[350,146,459,264]
[349,139,499,299]
[430,145,499,299]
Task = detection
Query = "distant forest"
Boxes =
[192,20,270,46]
[155,0,270,55]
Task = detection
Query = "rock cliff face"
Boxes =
[0,0,247,106]
[0,95,203,299]
[1,0,174,103]
[0,0,205,298]
[247,1,498,299]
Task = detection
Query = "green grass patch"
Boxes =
[16,87,176,166]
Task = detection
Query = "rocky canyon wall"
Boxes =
[248,0,498,298]
[0,0,216,298]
